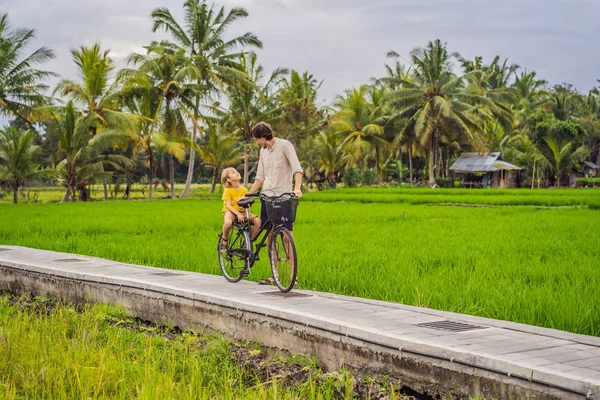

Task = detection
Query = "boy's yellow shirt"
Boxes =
[222,186,249,213]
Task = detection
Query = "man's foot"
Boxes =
[258,277,275,285]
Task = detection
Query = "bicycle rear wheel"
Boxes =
[268,227,298,292]
[218,227,252,283]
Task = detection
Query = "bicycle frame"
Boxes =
[235,192,293,267]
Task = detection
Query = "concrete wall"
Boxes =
[0,265,579,400]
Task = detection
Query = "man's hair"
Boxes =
[221,167,236,188]
[250,122,274,140]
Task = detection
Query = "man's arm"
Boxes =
[284,142,304,198]
[249,179,263,194]
[293,171,303,198]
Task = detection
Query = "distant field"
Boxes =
[1,196,599,336]
[4,185,599,208]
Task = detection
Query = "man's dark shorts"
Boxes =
[260,199,293,231]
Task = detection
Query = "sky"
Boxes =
[1,0,600,111]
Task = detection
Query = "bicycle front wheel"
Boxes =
[268,227,298,292]
[219,227,252,283]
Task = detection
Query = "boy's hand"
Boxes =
[236,212,245,221]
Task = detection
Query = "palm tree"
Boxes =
[50,101,130,202]
[378,59,411,90]
[55,44,130,132]
[314,130,344,188]
[0,127,40,203]
[151,0,262,197]
[276,70,324,143]
[120,73,187,200]
[125,42,192,198]
[55,44,132,200]
[513,70,547,103]
[0,13,56,124]
[459,55,517,130]
[198,125,242,193]
[385,40,510,185]
[549,85,581,122]
[331,85,387,175]
[534,137,588,188]
[226,52,287,185]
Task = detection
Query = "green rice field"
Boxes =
[1,188,599,336]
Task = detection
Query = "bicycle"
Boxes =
[217,192,299,292]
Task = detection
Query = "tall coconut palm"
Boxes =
[50,101,130,202]
[0,13,56,124]
[331,85,387,175]
[314,130,345,188]
[385,40,511,185]
[55,44,132,199]
[120,74,188,200]
[151,0,262,197]
[459,55,517,130]
[0,127,40,203]
[55,44,130,131]
[513,70,547,103]
[534,137,588,188]
[125,42,192,198]
[276,70,324,143]
[549,85,581,122]
[198,125,242,193]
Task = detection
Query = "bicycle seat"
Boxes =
[237,198,255,208]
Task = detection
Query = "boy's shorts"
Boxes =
[260,200,293,231]
[223,211,258,223]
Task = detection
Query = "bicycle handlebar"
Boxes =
[246,192,296,199]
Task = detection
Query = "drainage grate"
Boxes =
[416,320,487,332]
[151,272,184,277]
[0,248,11,252]
[54,258,88,263]
[259,291,312,298]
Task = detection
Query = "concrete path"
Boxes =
[0,245,598,399]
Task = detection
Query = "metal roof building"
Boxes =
[449,152,522,188]
[449,152,521,173]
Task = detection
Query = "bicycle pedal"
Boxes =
[240,268,251,277]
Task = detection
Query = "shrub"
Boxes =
[362,169,377,186]
[342,167,360,188]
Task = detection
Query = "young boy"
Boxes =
[220,167,261,253]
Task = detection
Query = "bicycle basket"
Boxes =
[264,196,299,223]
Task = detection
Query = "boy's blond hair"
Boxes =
[221,167,236,188]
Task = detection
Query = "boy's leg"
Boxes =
[249,214,261,240]
[221,212,235,252]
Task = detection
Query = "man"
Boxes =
[248,122,303,285]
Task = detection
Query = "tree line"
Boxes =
[1,2,599,203]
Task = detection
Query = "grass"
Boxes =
[5,185,600,208]
[1,195,599,337]
[0,184,215,204]
[300,187,600,208]
[0,291,418,399]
